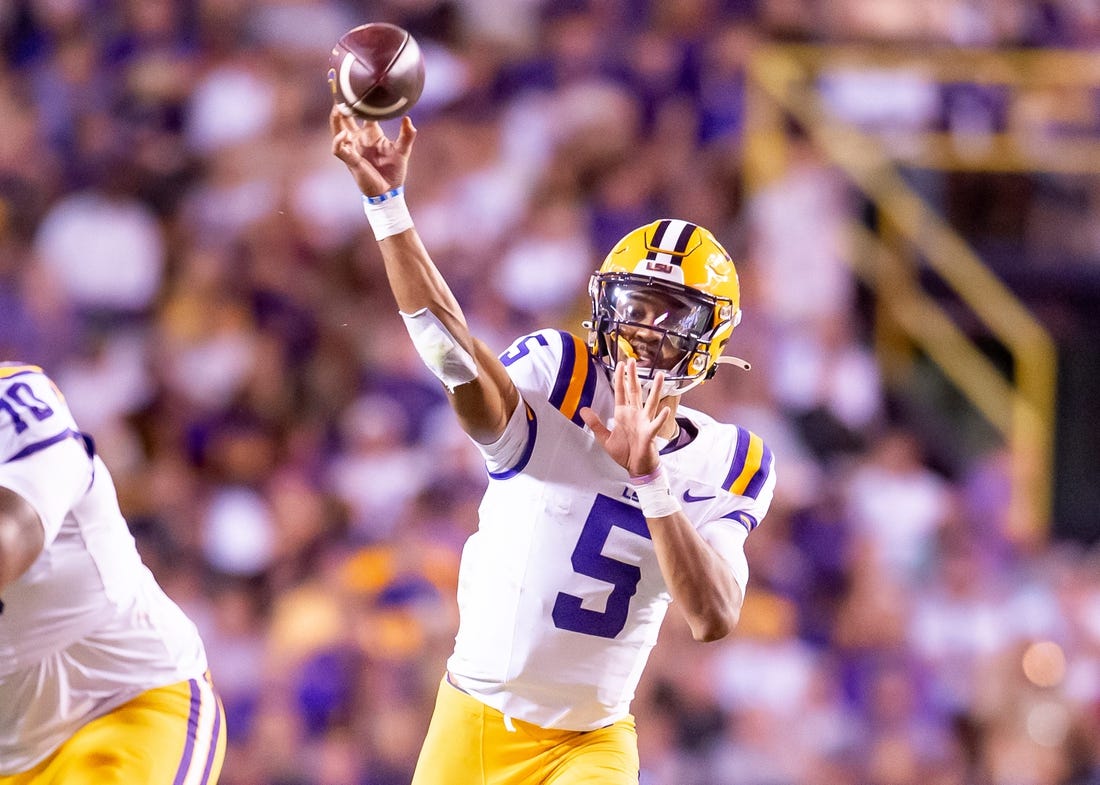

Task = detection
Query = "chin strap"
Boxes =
[715,355,751,371]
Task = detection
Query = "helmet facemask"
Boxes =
[588,273,732,397]
[586,219,749,397]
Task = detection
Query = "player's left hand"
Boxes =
[580,359,670,477]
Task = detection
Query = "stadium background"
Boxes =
[2,0,1100,783]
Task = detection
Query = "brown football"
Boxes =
[327,23,425,121]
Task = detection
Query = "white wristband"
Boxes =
[631,466,682,518]
[362,186,414,241]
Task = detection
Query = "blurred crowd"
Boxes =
[3,0,1100,784]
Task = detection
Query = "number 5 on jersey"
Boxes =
[552,495,651,639]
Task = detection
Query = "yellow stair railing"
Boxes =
[745,44,1068,541]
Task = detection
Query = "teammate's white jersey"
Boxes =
[0,365,208,775]
[447,330,776,731]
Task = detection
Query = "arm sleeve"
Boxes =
[473,396,535,476]
[0,368,93,545]
[697,519,749,596]
[699,427,779,596]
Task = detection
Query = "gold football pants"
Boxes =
[412,676,639,785]
[0,673,225,785]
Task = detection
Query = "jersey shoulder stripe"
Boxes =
[0,364,65,402]
[0,367,84,464]
[5,428,85,464]
[0,364,44,380]
[742,443,774,499]
[547,331,597,427]
[487,403,538,480]
[722,426,774,499]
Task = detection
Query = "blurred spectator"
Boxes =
[746,135,856,330]
[34,185,166,315]
[844,428,954,581]
[492,192,593,323]
[326,393,431,541]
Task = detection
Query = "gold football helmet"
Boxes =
[587,219,747,395]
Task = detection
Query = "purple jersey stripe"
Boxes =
[487,404,538,480]
[4,429,81,463]
[548,331,576,411]
[198,690,223,785]
[172,679,202,785]
[722,427,751,491]
[720,510,759,532]
[742,444,774,500]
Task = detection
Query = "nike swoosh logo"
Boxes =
[682,490,717,503]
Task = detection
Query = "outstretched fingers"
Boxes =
[613,361,627,407]
[395,115,417,155]
[618,358,645,408]
[625,363,670,436]
[329,104,351,135]
[579,407,610,446]
[649,402,671,435]
[361,119,385,146]
[329,104,386,143]
[330,106,352,158]
[627,359,646,406]
[644,371,665,416]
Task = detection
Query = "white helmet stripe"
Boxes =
[645,219,697,268]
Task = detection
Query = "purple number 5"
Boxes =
[499,334,549,367]
[552,494,651,639]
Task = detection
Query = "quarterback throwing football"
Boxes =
[332,108,775,785]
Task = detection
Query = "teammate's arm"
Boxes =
[0,486,44,593]
[580,360,742,642]
[330,108,518,444]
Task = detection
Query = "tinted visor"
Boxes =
[596,278,714,371]
[601,280,713,338]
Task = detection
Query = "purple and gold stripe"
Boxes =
[171,680,201,785]
[0,364,43,380]
[720,510,760,532]
[487,403,537,480]
[4,429,82,463]
[548,332,596,427]
[722,427,773,499]
[0,363,65,400]
[173,672,225,785]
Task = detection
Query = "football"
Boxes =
[327,23,425,121]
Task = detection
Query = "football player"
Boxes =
[0,365,224,785]
[331,108,775,785]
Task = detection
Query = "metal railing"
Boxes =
[744,44,1070,540]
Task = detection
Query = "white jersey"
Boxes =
[447,330,776,731]
[0,365,208,775]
